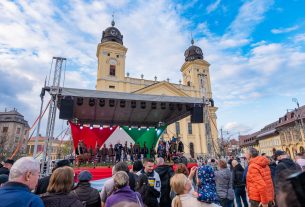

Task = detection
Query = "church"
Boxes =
[95,19,218,157]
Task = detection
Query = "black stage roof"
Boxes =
[50,87,204,126]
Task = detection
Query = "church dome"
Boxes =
[101,20,123,45]
[184,39,203,62]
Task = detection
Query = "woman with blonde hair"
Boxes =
[41,166,83,207]
[170,173,220,207]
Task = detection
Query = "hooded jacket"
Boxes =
[232,164,245,188]
[72,182,101,207]
[155,165,174,207]
[246,156,274,204]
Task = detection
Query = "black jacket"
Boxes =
[141,186,160,207]
[155,165,174,207]
[72,182,101,207]
[35,175,51,195]
[275,158,301,192]
[41,192,84,207]
[232,164,245,188]
[0,167,9,175]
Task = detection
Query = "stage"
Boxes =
[74,163,198,191]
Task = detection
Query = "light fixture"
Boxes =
[138,127,141,131]
[147,128,149,131]
[129,126,131,130]
[119,127,122,130]
[99,124,103,130]
[110,125,113,130]
[90,124,93,130]
[80,124,83,130]
[155,128,158,131]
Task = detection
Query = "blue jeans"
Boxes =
[220,198,234,207]
[234,187,248,207]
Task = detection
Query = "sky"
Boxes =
[0,0,305,139]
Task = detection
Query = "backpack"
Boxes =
[72,190,87,207]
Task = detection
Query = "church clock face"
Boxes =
[111,29,117,36]
[195,48,202,54]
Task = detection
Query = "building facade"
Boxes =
[240,106,305,159]
[0,109,30,160]
[27,136,73,161]
[95,20,219,156]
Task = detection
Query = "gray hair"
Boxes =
[248,148,259,158]
[113,171,129,189]
[9,157,40,181]
[156,157,164,166]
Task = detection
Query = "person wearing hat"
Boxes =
[71,170,101,207]
[0,159,14,175]
[35,159,71,195]
[274,150,301,194]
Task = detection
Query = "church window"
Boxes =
[108,53,110,56]
[2,127,8,133]
[188,122,192,134]
[187,81,191,86]
[109,85,115,89]
[16,128,20,134]
[116,55,119,58]
[110,65,116,76]
[175,122,180,135]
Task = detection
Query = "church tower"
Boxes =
[96,19,127,91]
[181,39,213,99]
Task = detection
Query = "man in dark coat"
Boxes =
[155,157,174,207]
[274,150,301,193]
[35,159,71,195]
[114,141,123,162]
[0,159,14,175]
[101,144,108,163]
[232,160,248,207]
[72,170,101,207]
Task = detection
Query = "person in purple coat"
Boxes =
[105,171,143,207]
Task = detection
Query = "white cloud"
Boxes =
[206,0,221,14]
[224,0,274,44]
[294,33,305,43]
[271,25,299,34]
[223,122,252,134]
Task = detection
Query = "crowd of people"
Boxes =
[75,137,185,166]
[0,147,304,207]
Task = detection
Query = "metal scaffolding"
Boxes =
[40,57,66,176]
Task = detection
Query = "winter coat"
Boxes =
[0,182,44,207]
[136,169,161,202]
[105,186,143,207]
[140,186,160,207]
[35,175,51,195]
[71,182,101,207]
[41,192,84,207]
[246,156,274,204]
[155,165,174,207]
[232,164,245,188]
[296,158,305,170]
[215,168,234,200]
[0,167,9,175]
[275,158,301,193]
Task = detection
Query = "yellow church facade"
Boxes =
[95,20,218,157]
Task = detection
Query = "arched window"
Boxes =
[109,65,116,76]
[189,142,194,158]
[286,148,291,157]
[300,146,305,153]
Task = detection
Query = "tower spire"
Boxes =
[191,32,194,45]
[111,12,115,27]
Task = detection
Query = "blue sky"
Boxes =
[0,0,305,138]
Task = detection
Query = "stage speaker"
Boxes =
[59,99,74,119]
[191,106,203,123]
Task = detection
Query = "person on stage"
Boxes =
[114,141,123,162]
[142,142,149,159]
[101,144,108,163]
[108,144,115,164]
[178,139,184,153]
[123,142,128,161]
[95,145,101,163]
[134,142,141,161]
[150,146,156,161]
[129,143,134,162]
